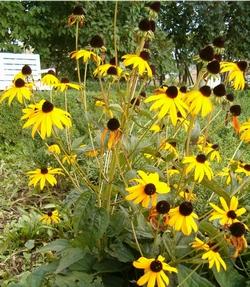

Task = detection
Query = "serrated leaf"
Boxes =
[177,264,215,287]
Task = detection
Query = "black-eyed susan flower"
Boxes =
[217,167,232,185]
[220,61,247,90]
[101,118,121,150]
[54,78,80,92]
[198,143,221,162]
[41,70,60,86]
[168,201,198,235]
[149,124,161,133]
[166,166,180,177]
[209,196,246,226]
[235,163,250,176]
[68,5,85,27]
[70,49,101,65]
[22,100,72,139]
[14,65,32,81]
[191,238,226,272]
[148,200,170,231]
[122,51,152,77]
[147,1,161,14]
[89,35,104,49]
[199,45,215,62]
[48,144,61,155]
[27,167,63,190]
[0,78,32,105]
[230,104,241,133]
[62,153,77,165]
[240,119,250,143]
[183,154,213,183]
[93,63,123,78]
[186,86,213,117]
[138,18,156,32]
[206,60,221,75]
[145,86,188,125]
[40,210,60,225]
[126,170,170,208]
[133,255,177,287]
[228,222,247,258]
[179,188,197,202]
[160,140,178,158]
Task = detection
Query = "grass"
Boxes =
[0,83,250,284]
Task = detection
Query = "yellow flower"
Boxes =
[217,167,232,185]
[198,143,221,162]
[0,78,32,105]
[160,140,178,157]
[41,70,60,86]
[126,170,170,208]
[220,61,247,90]
[186,86,213,117]
[168,201,198,235]
[149,124,161,133]
[22,100,72,139]
[85,149,98,157]
[62,153,77,165]
[145,86,188,125]
[70,49,101,65]
[133,255,177,287]
[179,189,197,202]
[40,210,60,225]
[235,163,250,176]
[191,238,227,272]
[101,118,121,150]
[240,119,250,143]
[165,166,180,177]
[48,144,61,155]
[183,154,213,183]
[93,63,123,77]
[209,196,246,225]
[54,78,80,92]
[122,51,152,77]
[27,167,63,190]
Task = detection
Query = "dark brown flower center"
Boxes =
[207,60,220,74]
[169,141,177,147]
[226,93,234,102]
[42,101,54,113]
[213,37,225,48]
[130,98,140,106]
[236,61,247,72]
[156,200,170,214]
[48,70,56,76]
[230,105,241,116]
[109,57,116,65]
[196,154,207,163]
[138,19,155,32]
[199,46,214,62]
[213,84,226,97]
[61,78,69,83]
[22,65,32,75]
[211,144,219,150]
[148,1,161,13]
[107,66,117,75]
[40,168,48,174]
[140,91,146,97]
[230,222,246,237]
[199,86,211,97]
[227,210,237,219]
[144,183,156,195]
[208,242,219,252]
[243,164,250,171]
[140,51,150,61]
[15,78,25,88]
[90,35,104,48]
[179,201,193,216]
[150,260,162,272]
[180,86,187,93]
[166,86,178,98]
[107,118,120,131]
[72,5,85,15]
[47,211,53,217]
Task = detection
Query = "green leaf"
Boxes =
[93,258,127,273]
[106,241,135,263]
[25,239,35,250]
[38,239,70,253]
[56,247,86,273]
[213,260,246,287]
[177,264,215,287]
